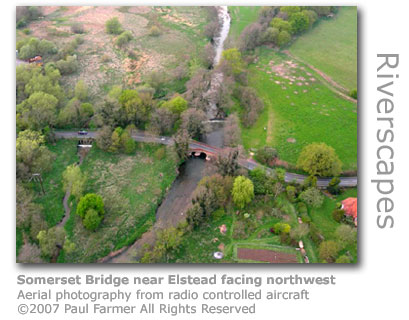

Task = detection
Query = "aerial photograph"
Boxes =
[16,6,357,264]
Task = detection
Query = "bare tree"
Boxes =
[181,108,208,140]
[224,114,241,147]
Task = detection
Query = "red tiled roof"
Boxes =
[342,197,357,219]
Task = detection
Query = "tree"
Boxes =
[56,55,79,75]
[120,130,136,154]
[71,22,84,34]
[327,177,341,195]
[216,148,239,177]
[239,23,263,51]
[199,174,233,208]
[335,224,357,247]
[319,240,339,263]
[236,86,263,127]
[185,69,212,111]
[163,96,188,115]
[297,143,342,177]
[108,127,122,153]
[256,146,278,166]
[262,27,279,44]
[62,164,86,200]
[232,176,254,209]
[173,129,190,162]
[186,202,205,229]
[277,30,291,47]
[224,114,241,147]
[289,12,310,34]
[221,48,245,75]
[249,167,268,195]
[105,17,122,34]
[17,242,44,263]
[74,80,88,101]
[76,193,104,230]
[83,208,102,231]
[150,107,176,135]
[303,10,318,28]
[17,37,57,60]
[119,89,150,126]
[290,224,310,240]
[96,126,112,151]
[270,18,292,33]
[180,108,208,140]
[286,185,296,201]
[332,208,345,222]
[299,187,324,208]
[16,130,54,179]
[17,92,58,130]
[37,227,66,258]
[273,222,291,234]
[16,183,42,229]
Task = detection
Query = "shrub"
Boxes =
[299,187,324,208]
[297,201,308,214]
[71,23,84,34]
[286,186,296,201]
[76,194,104,230]
[319,240,339,263]
[327,177,341,195]
[149,26,160,37]
[105,17,122,35]
[100,54,111,63]
[22,28,31,35]
[332,209,345,222]
[116,30,133,47]
[83,209,102,231]
[273,222,291,234]
[350,89,357,99]
[56,55,78,75]
[277,30,291,47]
[335,255,351,263]
[256,146,278,166]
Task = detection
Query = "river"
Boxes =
[106,7,231,263]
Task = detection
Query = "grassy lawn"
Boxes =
[289,7,357,91]
[244,48,357,171]
[228,6,261,42]
[63,143,178,263]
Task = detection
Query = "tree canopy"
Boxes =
[232,176,254,209]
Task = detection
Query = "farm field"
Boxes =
[289,7,357,92]
[243,48,357,171]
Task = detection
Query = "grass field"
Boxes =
[228,6,261,43]
[243,48,357,170]
[62,142,177,263]
[289,7,357,91]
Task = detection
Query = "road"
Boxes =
[54,131,357,187]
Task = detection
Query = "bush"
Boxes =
[332,209,345,222]
[297,201,308,214]
[319,240,339,263]
[22,28,31,35]
[17,37,57,60]
[56,55,78,75]
[273,222,291,234]
[105,17,122,35]
[335,255,351,263]
[327,177,341,195]
[256,146,278,166]
[116,31,133,47]
[149,26,160,37]
[350,89,357,99]
[277,30,291,47]
[77,194,105,230]
[71,23,84,34]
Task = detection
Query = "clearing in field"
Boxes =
[289,7,357,92]
[243,48,357,171]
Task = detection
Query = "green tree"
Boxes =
[270,18,292,33]
[289,12,310,34]
[16,130,54,179]
[335,224,357,247]
[105,17,122,35]
[108,128,122,153]
[249,167,268,195]
[83,209,102,231]
[62,164,86,200]
[163,96,188,115]
[299,187,324,208]
[221,48,245,75]
[232,176,254,209]
[17,92,58,130]
[120,131,135,154]
[327,177,341,195]
[74,80,88,101]
[273,222,291,234]
[37,227,66,258]
[319,240,339,263]
[280,6,301,17]
[76,193,105,230]
[297,142,342,177]
[335,255,351,263]
[277,30,291,47]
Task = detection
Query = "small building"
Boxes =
[341,197,357,226]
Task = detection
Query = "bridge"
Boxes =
[54,131,357,188]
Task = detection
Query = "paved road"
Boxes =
[54,131,357,187]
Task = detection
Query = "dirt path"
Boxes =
[266,109,274,144]
[283,51,357,104]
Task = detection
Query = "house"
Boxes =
[341,197,357,226]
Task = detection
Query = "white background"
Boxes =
[2,0,409,319]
